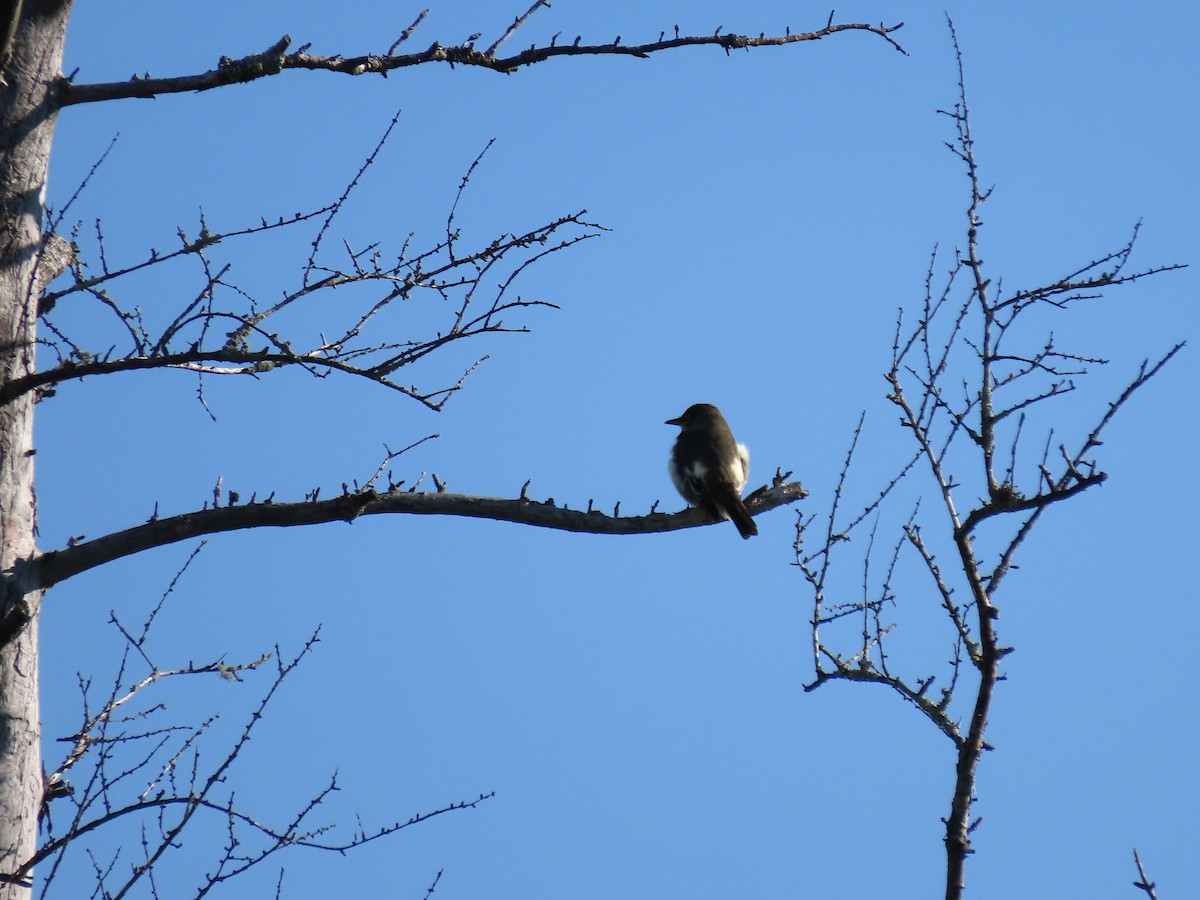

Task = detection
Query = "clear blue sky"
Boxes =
[35,2,1197,897]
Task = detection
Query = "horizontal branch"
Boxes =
[56,18,906,107]
[0,347,432,406]
[22,787,493,883]
[955,470,1107,538]
[33,478,807,588]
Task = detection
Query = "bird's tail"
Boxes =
[718,491,758,540]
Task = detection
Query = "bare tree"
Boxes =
[795,23,1184,900]
[0,3,900,894]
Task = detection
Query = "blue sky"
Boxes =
[34,2,1197,897]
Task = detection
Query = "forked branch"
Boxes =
[18,136,603,413]
[797,18,1183,900]
[29,600,495,895]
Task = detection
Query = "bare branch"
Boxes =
[30,550,498,893]
[35,477,807,589]
[486,0,551,57]
[302,108,402,286]
[45,132,120,236]
[56,18,906,107]
[38,206,331,317]
[21,191,604,410]
[387,9,430,56]
[801,18,1182,900]
[1066,343,1185,471]
[1131,849,1158,900]
[905,524,980,665]
[995,221,1186,315]
[25,624,497,892]
[803,660,963,746]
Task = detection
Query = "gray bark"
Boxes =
[0,1,69,895]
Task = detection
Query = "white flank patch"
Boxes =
[668,457,709,505]
[731,444,750,493]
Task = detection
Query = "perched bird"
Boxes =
[665,403,757,539]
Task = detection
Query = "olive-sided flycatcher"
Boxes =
[666,403,757,539]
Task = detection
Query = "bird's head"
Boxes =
[665,403,723,430]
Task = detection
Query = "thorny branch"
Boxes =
[56,12,906,107]
[796,17,1183,900]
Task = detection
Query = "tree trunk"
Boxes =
[0,1,69,894]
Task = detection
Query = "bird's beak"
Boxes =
[665,417,682,426]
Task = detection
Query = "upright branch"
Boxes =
[796,18,1184,900]
[1131,849,1159,900]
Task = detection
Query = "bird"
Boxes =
[665,403,757,539]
